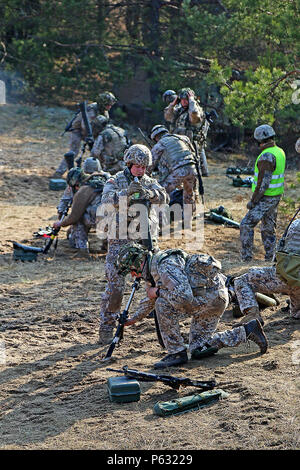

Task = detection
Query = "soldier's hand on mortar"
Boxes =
[146,285,159,300]
[53,221,61,229]
[127,181,142,196]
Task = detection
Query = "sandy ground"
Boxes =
[0,104,299,451]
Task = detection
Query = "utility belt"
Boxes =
[276,251,300,287]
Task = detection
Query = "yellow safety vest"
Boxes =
[252,146,286,196]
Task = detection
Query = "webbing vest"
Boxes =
[159,134,194,171]
[252,146,286,196]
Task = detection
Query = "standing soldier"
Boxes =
[53,92,117,178]
[149,124,199,227]
[240,124,286,262]
[98,144,169,345]
[234,212,300,323]
[115,243,268,369]
[90,114,129,174]
[164,87,209,177]
[162,90,177,132]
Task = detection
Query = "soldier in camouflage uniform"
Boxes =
[164,87,209,177]
[149,124,199,227]
[162,90,177,132]
[235,217,300,323]
[53,164,109,252]
[115,243,268,369]
[56,157,108,218]
[240,124,286,262]
[90,114,129,174]
[98,144,169,344]
[53,92,117,178]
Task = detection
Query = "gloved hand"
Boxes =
[127,180,143,197]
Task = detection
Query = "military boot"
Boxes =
[98,329,114,345]
[154,350,188,369]
[244,319,268,354]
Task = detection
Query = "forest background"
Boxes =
[0,0,299,151]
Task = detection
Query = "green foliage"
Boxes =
[219,67,294,128]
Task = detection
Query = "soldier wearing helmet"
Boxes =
[150,124,199,227]
[52,92,117,179]
[239,124,286,262]
[97,144,168,345]
[90,114,129,174]
[53,162,110,254]
[114,242,268,369]
[164,87,209,177]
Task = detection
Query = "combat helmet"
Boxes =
[67,167,85,189]
[83,157,101,174]
[162,89,177,105]
[124,144,152,167]
[98,91,117,109]
[178,87,195,100]
[116,242,148,276]
[254,124,276,142]
[150,124,168,141]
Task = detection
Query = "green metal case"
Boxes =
[107,376,141,403]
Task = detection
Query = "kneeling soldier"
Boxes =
[116,243,268,369]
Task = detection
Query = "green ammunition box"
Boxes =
[107,376,141,403]
[49,179,67,191]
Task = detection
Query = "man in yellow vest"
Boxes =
[240,124,286,262]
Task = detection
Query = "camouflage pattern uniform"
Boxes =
[99,161,168,336]
[55,103,100,177]
[235,218,300,319]
[91,123,128,174]
[129,250,247,354]
[164,91,209,176]
[150,133,199,216]
[60,173,109,250]
[240,152,281,261]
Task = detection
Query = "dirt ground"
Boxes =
[0,104,299,451]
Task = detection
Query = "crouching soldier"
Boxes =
[115,243,268,369]
[234,212,300,323]
[53,163,109,253]
[98,144,169,345]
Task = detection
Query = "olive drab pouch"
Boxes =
[185,254,222,290]
[276,251,300,287]
[153,389,229,417]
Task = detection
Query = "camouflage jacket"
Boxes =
[130,249,228,322]
[100,167,169,242]
[91,124,128,172]
[164,96,206,143]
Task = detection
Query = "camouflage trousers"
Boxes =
[234,266,300,319]
[155,288,246,354]
[162,165,199,220]
[55,130,82,176]
[99,240,129,333]
[240,195,281,260]
[68,209,96,250]
[68,222,89,250]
